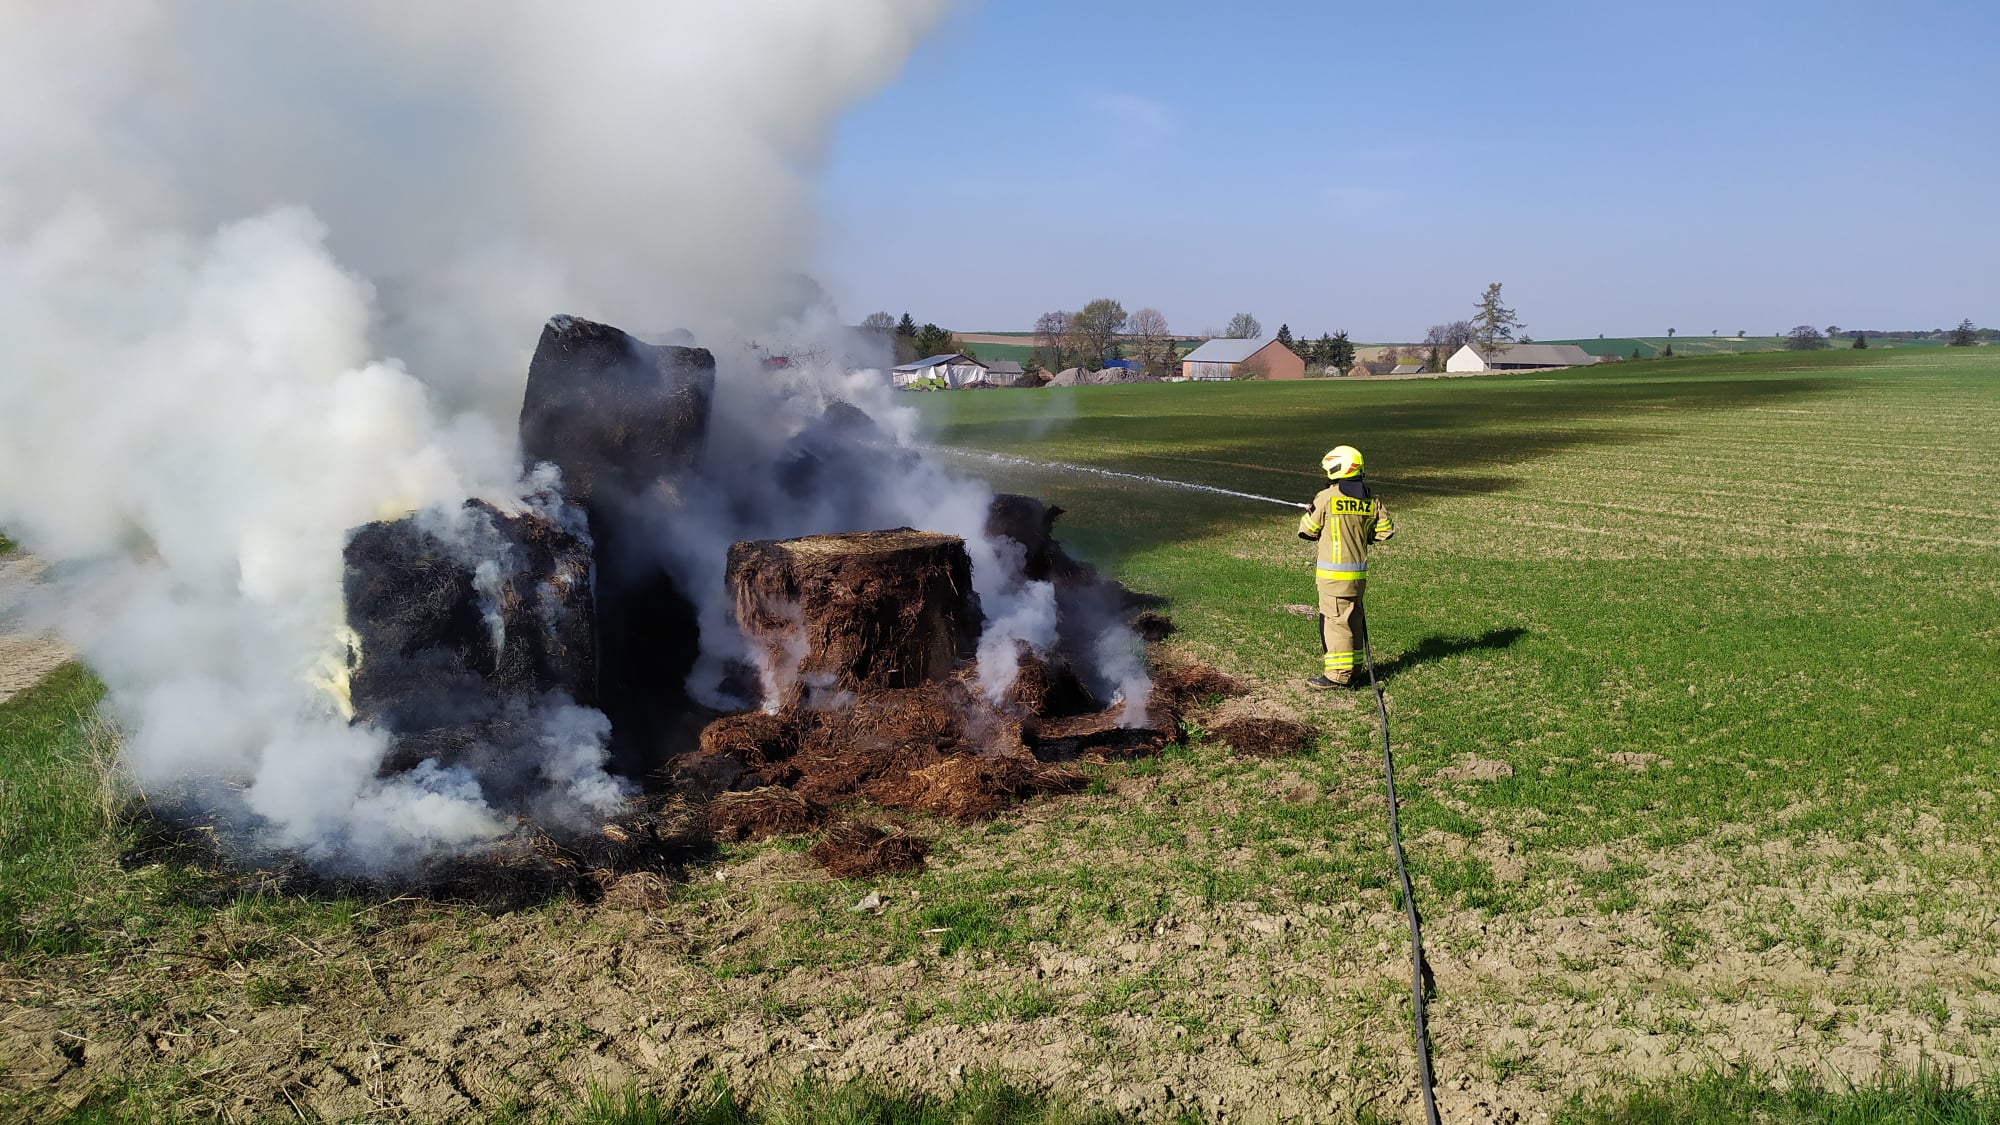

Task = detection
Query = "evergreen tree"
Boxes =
[1631,348,1642,360]
[1853,332,1868,349]
[1949,318,1978,346]
[1327,331,1356,371]
[895,312,918,339]
[1275,323,1294,348]
[913,322,958,357]
[1471,283,1524,350]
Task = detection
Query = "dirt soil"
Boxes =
[0,553,71,705]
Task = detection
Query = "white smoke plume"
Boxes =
[0,1,956,870]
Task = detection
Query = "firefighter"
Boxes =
[1297,445,1393,688]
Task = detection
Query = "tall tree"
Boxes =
[1128,307,1173,375]
[860,311,897,332]
[895,313,918,339]
[1424,320,1476,356]
[1223,312,1262,339]
[1326,331,1356,372]
[1949,318,1978,346]
[1786,325,1829,351]
[1069,298,1129,367]
[1826,325,1840,339]
[1853,332,1868,349]
[1472,283,1524,351]
[1033,310,1074,371]
[913,322,961,358]
[1667,327,1676,338]
[1275,323,1295,348]
[1304,333,1329,369]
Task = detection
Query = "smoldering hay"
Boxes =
[0,0,1152,873]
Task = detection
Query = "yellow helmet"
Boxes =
[1322,445,1363,479]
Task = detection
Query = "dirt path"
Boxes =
[0,553,73,705]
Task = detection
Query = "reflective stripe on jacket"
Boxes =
[1298,478,1393,596]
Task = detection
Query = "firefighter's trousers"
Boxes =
[1317,581,1366,683]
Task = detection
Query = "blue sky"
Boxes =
[817,0,1998,340]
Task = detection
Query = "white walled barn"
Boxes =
[892,353,989,388]
[1445,343,1598,372]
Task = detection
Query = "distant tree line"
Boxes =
[861,311,976,365]
[1798,320,1995,346]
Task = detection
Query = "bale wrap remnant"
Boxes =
[727,529,980,706]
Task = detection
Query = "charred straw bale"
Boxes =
[343,498,595,763]
[518,315,716,504]
[808,821,928,879]
[727,530,979,706]
[517,315,718,772]
[985,493,1090,583]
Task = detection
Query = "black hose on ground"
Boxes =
[1363,626,1442,1125]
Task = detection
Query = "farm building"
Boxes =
[892,353,989,388]
[1445,343,1598,372]
[982,359,1027,386]
[1179,338,1305,381]
[1390,362,1425,375]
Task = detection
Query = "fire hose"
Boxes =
[1363,622,1442,1125]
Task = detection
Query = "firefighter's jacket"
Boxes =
[1298,477,1393,597]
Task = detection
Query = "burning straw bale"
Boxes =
[985,493,1091,584]
[518,314,715,503]
[809,820,928,879]
[343,496,595,770]
[517,315,719,771]
[727,530,979,705]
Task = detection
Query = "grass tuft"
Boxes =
[1558,1063,2000,1124]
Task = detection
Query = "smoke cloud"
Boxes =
[0,0,1147,873]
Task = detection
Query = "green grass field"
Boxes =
[4,348,1999,1122]
[1549,336,1953,360]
